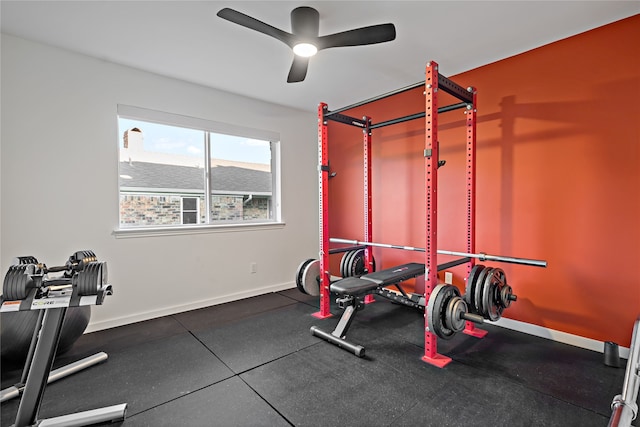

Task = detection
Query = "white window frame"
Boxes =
[114,105,284,238]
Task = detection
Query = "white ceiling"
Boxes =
[1,1,638,112]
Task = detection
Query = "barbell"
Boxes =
[330,238,547,268]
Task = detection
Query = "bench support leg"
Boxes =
[310,299,366,357]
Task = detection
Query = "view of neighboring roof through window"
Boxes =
[117,112,278,230]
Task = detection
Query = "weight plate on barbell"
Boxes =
[347,249,364,277]
[445,289,468,333]
[427,284,457,340]
[295,258,314,294]
[344,250,359,278]
[474,266,492,318]
[482,268,507,321]
[465,264,485,314]
[347,249,376,277]
[301,259,321,297]
[340,251,351,278]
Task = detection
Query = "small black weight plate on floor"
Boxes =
[474,266,492,318]
[427,284,456,340]
[465,264,485,313]
[301,259,321,296]
[295,259,314,294]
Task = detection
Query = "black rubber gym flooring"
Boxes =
[1,289,633,426]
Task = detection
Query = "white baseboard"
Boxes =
[85,281,296,333]
[493,317,630,360]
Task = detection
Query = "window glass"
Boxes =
[117,109,278,229]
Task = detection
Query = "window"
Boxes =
[117,105,280,230]
[181,197,199,224]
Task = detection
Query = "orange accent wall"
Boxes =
[327,15,639,346]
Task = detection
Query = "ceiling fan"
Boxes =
[217,6,396,83]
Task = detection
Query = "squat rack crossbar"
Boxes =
[325,103,469,130]
[316,60,480,368]
[325,73,473,117]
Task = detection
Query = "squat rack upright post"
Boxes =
[316,60,479,367]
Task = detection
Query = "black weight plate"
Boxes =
[483,268,506,321]
[427,284,456,340]
[474,266,492,318]
[295,259,314,294]
[5,265,30,300]
[479,268,495,319]
[90,263,100,294]
[301,259,321,296]
[339,251,351,278]
[445,294,467,333]
[77,264,89,296]
[78,262,99,296]
[7,266,21,300]
[3,267,16,299]
[348,249,367,277]
[465,264,485,313]
[352,250,376,276]
[347,249,362,277]
[344,250,358,278]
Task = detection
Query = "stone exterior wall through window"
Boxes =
[119,193,270,226]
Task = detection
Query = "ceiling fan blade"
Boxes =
[287,56,310,83]
[317,23,396,50]
[217,8,295,47]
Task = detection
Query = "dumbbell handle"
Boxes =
[461,312,484,325]
[45,265,69,273]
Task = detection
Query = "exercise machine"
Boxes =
[608,316,639,427]
[0,251,127,427]
[300,60,547,366]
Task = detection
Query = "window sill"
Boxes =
[112,222,286,239]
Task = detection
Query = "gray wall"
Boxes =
[0,34,319,331]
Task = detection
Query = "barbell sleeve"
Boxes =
[462,312,484,325]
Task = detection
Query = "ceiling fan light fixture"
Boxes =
[292,42,318,57]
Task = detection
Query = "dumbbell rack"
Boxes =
[317,60,482,368]
[0,264,127,427]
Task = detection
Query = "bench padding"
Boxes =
[330,263,426,296]
[361,263,425,285]
[330,277,378,296]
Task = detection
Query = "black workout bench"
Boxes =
[310,262,427,357]
[310,257,471,357]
